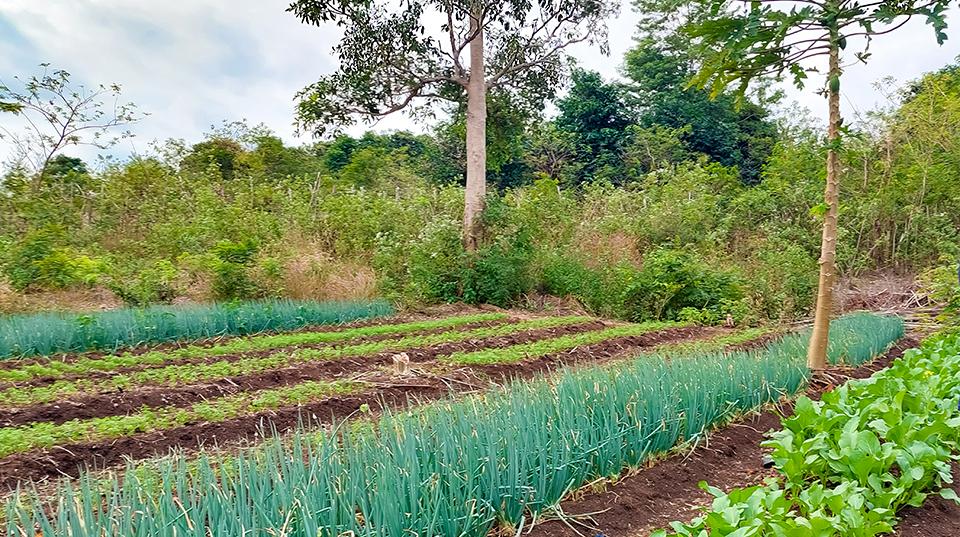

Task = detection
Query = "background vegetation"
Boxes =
[1,56,958,324]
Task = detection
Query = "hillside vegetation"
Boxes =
[1,63,958,324]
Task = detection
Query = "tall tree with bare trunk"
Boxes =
[287,0,616,250]
[681,0,951,370]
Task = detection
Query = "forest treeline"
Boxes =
[1,52,958,323]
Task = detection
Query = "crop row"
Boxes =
[0,299,394,360]
[655,329,960,536]
[444,321,677,364]
[0,380,360,458]
[0,315,595,406]
[2,313,905,537]
[0,312,509,383]
[0,318,688,448]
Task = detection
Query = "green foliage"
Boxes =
[211,239,260,300]
[623,249,743,322]
[2,226,105,291]
[0,315,591,404]
[624,39,778,184]
[0,299,394,360]
[0,312,509,384]
[555,69,637,186]
[5,313,902,537]
[683,0,951,98]
[655,328,959,537]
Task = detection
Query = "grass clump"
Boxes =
[0,298,394,360]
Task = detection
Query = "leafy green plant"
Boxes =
[655,329,960,537]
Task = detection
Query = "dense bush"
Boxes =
[1,64,958,319]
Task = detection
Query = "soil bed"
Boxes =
[523,336,917,537]
[0,311,445,369]
[0,320,605,426]
[896,462,960,536]
[0,318,515,389]
[0,324,720,486]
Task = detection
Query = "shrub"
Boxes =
[108,260,180,306]
[621,249,744,322]
[462,232,535,307]
[3,227,106,291]
[212,239,260,300]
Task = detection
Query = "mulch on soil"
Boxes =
[523,336,919,537]
[0,323,721,486]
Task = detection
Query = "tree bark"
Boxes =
[806,40,842,371]
[463,15,487,252]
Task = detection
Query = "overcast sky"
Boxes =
[1,0,958,164]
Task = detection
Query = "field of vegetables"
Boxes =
[0,307,735,485]
[0,305,920,537]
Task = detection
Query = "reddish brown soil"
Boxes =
[0,318,514,389]
[524,337,916,537]
[0,321,607,426]
[0,324,721,486]
[896,463,960,536]
[474,326,722,379]
[0,313,421,369]
[0,384,449,488]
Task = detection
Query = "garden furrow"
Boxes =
[0,317,513,389]
[2,314,904,535]
[0,315,594,407]
[0,320,613,425]
[0,323,737,484]
[521,337,916,537]
[0,312,511,384]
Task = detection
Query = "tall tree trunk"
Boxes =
[463,15,487,252]
[806,40,842,371]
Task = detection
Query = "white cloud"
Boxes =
[0,0,957,166]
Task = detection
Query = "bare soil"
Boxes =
[0,323,721,486]
[896,463,960,536]
[0,318,515,389]
[523,336,917,537]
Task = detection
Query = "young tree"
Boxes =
[287,0,617,250]
[0,65,142,185]
[684,0,951,370]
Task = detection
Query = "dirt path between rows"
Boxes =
[0,324,721,486]
[0,320,612,426]
[896,463,960,536]
[0,318,517,389]
[524,336,918,537]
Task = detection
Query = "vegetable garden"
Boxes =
[0,302,955,536]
